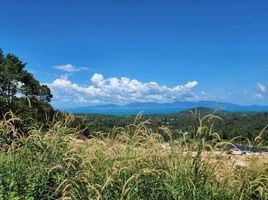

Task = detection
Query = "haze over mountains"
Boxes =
[64,101,268,115]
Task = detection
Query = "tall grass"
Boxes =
[0,112,268,199]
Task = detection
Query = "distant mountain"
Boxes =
[127,101,239,109]
[63,101,268,115]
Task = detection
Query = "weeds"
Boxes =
[0,111,267,199]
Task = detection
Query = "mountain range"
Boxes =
[62,101,268,115]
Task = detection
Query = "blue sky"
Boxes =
[1,0,268,107]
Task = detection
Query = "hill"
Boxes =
[64,101,268,115]
[75,107,268,142]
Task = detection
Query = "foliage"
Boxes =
[79,108,268,143]
[0,112,268,199]
[0,49,54,132]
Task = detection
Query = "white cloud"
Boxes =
[55,64,88,72]
[253,93,264,99]
[185,81,198,88]
[200,91,206,95]
[257,82,266,93]
[47,73,200,107]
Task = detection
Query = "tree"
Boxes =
[0,49,54,125]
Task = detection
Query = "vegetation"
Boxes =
[79,108,268,143]
[0,49,54,132]
[1,112,268,199]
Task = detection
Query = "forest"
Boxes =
[76,108,268,143]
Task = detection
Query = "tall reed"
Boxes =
[0,111,267,199]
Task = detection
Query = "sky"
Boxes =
[0,0,268,107]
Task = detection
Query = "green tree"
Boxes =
[0,49,54,127]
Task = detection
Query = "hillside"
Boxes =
[77,108,268,142]
[1,112,268,199]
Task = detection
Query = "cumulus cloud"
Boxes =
[257,82,266,93]
[253,93,264,99]
[47,73,200,106]
[253,82,267,100]
[55,64,88,72]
